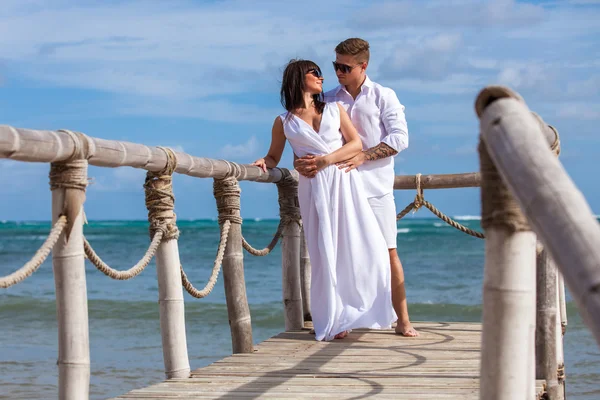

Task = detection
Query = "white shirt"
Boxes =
[324,76,409,198]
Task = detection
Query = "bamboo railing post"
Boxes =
[555,277,566,397]
[144,148,190,379]
[214,175,254,353]
[276,170,303,331]
[476,86,600,345]
[477,95,537,400]
[558,273,567,336]
[300,228,312,324]
[535,245,563,400]
[49,131,91,400]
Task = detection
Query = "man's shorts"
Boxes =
[367,193,397,249]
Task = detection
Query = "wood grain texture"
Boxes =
[111,322,546,399]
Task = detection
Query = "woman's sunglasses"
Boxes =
[307,68,323,78]
[332,61,361,74]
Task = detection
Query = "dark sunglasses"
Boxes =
[332,61,361,74]
[306,68,323,78]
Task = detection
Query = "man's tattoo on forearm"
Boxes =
[363,142,398,161]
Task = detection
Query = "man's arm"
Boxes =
[363,142,398,161]
[378,87,409,157]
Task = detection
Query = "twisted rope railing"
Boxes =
[242,223,285,256]
[180,220,231,298]
[240,168,301,256]
[83,232,164,280]
[397,173,485,238]
[84,147,179,279]
[0,216,68,288]
[180,175,241,298]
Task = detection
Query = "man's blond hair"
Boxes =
[335,38,370,63]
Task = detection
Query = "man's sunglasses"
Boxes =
[307,68,323,78]
[332,61,361,74]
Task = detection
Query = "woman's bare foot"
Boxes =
[395,322,419,337]
[334,330,349,339]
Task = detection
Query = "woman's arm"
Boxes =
[252,117,286,172]
[314,103,362,169]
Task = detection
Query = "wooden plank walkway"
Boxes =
[111,322,546,399]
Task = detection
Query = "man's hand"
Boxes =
[336,152,366,173]
[294,155,319,178]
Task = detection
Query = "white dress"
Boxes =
[281,102,396,341]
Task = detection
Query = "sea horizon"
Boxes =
[1,217,599,399]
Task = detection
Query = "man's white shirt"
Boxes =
[324,76,408,198]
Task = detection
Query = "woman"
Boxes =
[253,59,396,341]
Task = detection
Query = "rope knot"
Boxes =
[214,176,243,225]
[49,130,93,240]
[412,173,424,212]
[478,139,530,232]
[144,147,179,241]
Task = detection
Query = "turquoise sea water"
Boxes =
[0,218,598,399]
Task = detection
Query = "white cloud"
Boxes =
[379,33,463,81]
[351,0,544,30]
[119,100,280,123]
[220,136,260,160]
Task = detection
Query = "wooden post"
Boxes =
[535,246,562,399]
[476,87,600,345]
[214,177,254,353]
[300,228,312,324]
[154,239,190,378]
[558,272,567,335]
[50,160,90,400]
[478,99,537,399]
[144,149,190,379]
[555,276,566,398]
[277,171,303,331]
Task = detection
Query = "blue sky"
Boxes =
[0,0,599,221]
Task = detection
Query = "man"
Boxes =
[295,38,418,337]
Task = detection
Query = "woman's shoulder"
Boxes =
[324,101,342,114]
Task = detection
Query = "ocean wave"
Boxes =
[453,215,481,221]
[433,222,444,227]
[0,295,585,329]
[397,228,410,234]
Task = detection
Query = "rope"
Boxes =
[479,137,530,232]
[144,147,180,240]
[557,363,566,383]
[241,170,301,256]
[49,139,89,241]
[397,174,485,238]
[86,147,179,279]
[180,220,231,298]
[180,176,245,297]
[84,230,164,280]
[237,168,303,256]
[242,221,285,256]
[0,216,68,288]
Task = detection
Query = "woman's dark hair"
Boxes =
[280,59,325,115]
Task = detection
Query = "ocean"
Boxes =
[1,218,598,399]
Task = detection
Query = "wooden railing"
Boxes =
[1,84,591,400]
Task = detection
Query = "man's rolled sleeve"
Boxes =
[380,89,409,153]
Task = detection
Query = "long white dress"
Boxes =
[281,102,396,341]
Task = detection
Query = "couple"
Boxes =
[253,38,418,341]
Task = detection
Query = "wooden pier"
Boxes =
[111,322,546,399]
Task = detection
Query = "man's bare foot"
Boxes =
[334,330,349,339]
[395,322,419,337]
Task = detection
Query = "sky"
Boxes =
[0,0,599,221]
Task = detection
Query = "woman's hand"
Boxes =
[252,158,268,173]
[313,155,331,173]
